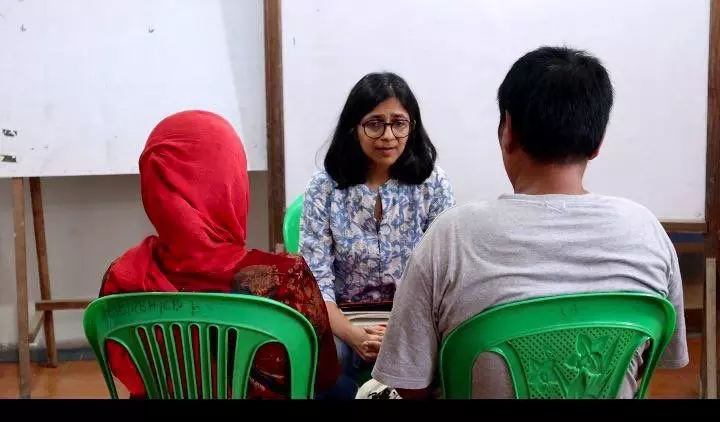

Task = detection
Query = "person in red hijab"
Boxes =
[99,110,342,399]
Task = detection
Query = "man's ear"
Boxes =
[500,111,517,154]
[589,138,603,160]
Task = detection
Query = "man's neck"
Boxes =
[512,163,588,195]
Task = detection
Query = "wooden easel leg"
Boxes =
[12,177,30,399]
[704,257,718,398]
[30,177,56,368]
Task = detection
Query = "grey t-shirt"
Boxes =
[372,193,689,398]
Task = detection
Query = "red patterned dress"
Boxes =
[231,250,340,398]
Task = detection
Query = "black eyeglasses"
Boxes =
[360,119,414,139]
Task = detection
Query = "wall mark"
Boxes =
[2,129,17,137]
[1,154,17,163]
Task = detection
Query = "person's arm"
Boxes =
[295,259,341,390]
[298,174,382,361]
[233,256,341,392]
[424,167,455,231]
[298,174,337,305]
[371,220,444,398]
[326,301,384,361]
[657,238,689,369]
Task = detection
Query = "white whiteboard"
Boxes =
[283,0,710,222]
[0,0,267,177]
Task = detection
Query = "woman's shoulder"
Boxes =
[414,165,451,190]
[428,165,450,183]
[302,170,340,211]
[236,249,309,273]
[414,165,455,209]
[302,170,339,203]
[233,250,317,295]
[307,170,337,191]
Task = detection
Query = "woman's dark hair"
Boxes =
[324,72,437,189]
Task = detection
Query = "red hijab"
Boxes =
[100,111,251,396]
[102,110,249,296]
[101,111,339,398]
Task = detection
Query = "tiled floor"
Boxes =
[0,335,709,399]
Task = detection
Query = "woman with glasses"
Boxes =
[299,72,455,398]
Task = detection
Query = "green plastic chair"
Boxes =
[283,194,304,254]
[83,292,318,399]
[438,292,676,399]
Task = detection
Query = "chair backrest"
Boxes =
[283,194,304,254]
[438,292,676,399]
[83,292,318,399]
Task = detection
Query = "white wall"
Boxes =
[0,172,269,347]
[283,0,710,222]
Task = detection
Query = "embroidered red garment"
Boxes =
[231,250,341,398]
[99,110,338,398]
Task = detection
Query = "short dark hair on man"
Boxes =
[497,46,614,163]
[324,72,437,189]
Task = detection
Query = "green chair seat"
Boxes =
[83,292,318,399]
[439,292,676,399]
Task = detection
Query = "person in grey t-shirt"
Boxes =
[369,46,688,399]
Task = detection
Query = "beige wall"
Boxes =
[0,172,269,348]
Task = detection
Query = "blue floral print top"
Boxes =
[299,167,455,304]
